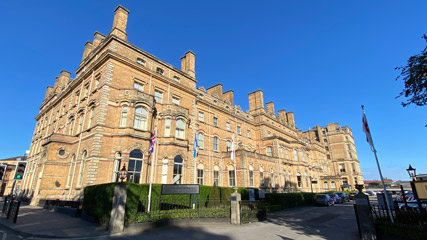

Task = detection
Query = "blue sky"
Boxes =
[1,1,426,181]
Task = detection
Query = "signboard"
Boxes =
[258,189,265,199]
[161,184,200,195]
[413,181,427,200]
[249,189,255,201]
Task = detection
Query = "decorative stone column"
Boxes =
[109,183,128,233]
[230,188,241,225]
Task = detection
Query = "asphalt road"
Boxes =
[0,201,359,240]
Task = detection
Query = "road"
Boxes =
[0,201,359,240]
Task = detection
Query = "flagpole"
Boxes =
[194,134,197,184]
[362,105,394,223]
[147,127,157,213]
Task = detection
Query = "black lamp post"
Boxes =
[406,164,423,211]
[119,164,127,182]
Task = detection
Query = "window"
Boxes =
[237,126,241,135]
[119,105,128,127]
[325,146,329,151]
[226,140,231,152]
[172,97,180,105]
[285,149,289,159]
[95,77,100,88]
[260,170,265,186]
[198,133,204,148]
[322,130,326,135]
[162,158,168,184]
[327,154,331,160]
[346,136,349,141]
[247,130,251,138]
[266,147,272,157]
[112,152,121,182]
[175,119,186,139]
[349,152,353,159]
[324,181,329,189]
[213,117,218,127]
[331,181,336,189]
[354,177,358,185]
[342,177,348,185]
[156,67,164,75]
[339,164,346,173]
[226,122,230,131]
[301,151,305,161]
[133,106,148,130]
[293,149,298,161]
[214,166,219,186]
[165,118,171,137]
[213,137,218,151]
[352,163,356,173]
[84,85,89,97]
[75,91,80,104]
[347,144,351,150]
[173,76,180,83]
[249,167,254,187]
[173,155,183,184]
[77,151,87,186]
[304,171,309,188]
[66,155,76,188]
[78,115,84,133]
[127,150,143,183]
[136,58,146,66]
[154,90,163,103]
[134,82,144,92]
[267,132,271,137]
[280,148,285,158]
[88,108,95,129]
[198,168,204,185]
[69,118,75,135]
[270,172,274,187]
[297,173,302,188]
[229,169,235,187]
[198,112,204,122]
[323,138,327,143]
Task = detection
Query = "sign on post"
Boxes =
[161,184,200,195]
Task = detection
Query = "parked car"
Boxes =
[328,193,344,204]
[364,190,375,196]
[315,194,334,207]
[349,192,357,200]
[336,192,350,202]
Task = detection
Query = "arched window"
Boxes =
[280,148,285,158]
[228,165,235,187]
[77,151,87,186]
[297,172,302,188]
[270,171,275,187]
[78,114,84,133]
[69,118,75,135]
[164,118,171,136]
[324,181,329,189]
[198,133,204,148]
[197,164,204,185]
[88,107,95,129]
[127,150,143,183]
[260,167,265,186]
[213,166,219,186]
[331,181,336,189]
[302,151,305,161]
[66,155,76,188]
[175,119,185,139]
[173,155,183,184]
[266,147,272,157]
[119,105,128,127]
[249,165,254,187]
[133,106,148,130]
[293,149,298,161]
[112,152,122,182]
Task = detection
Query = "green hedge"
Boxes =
[84,183,316,224]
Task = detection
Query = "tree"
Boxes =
[395,34,427,107]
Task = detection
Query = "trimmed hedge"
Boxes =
[84,183,316,224]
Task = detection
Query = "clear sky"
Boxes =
[1,1,426,181]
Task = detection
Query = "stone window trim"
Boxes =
[153,88,164,104]
[136,57,146,67]
[173,76,180,83]
[156,67,164,76]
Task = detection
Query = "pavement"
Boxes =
[0,201,360,239]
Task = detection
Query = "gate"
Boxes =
[240,200,266,224]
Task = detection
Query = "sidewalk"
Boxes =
[0,201,109,238]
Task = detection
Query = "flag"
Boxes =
[231,133,235,161]
[149,129,156,153]
[193,134,198,158]
[362,111,374,147]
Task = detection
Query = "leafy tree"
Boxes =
[395,35,427,107]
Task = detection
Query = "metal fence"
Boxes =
[240,200,266,224]
[371,204,427,234]
[132,198,230,223]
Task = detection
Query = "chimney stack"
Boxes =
[81,41,93,61]
[206,84,223,99]
[286,112,295,127]
[110,5,130,40]
[248,90,264,112]
[44,86,54,100]
[278,109,287,122]
[222,90,234,105]
[92,32,106,48]
[266,102,275,115]
[181,51,196,78]
[54,70,71,88]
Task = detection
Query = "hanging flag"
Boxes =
[362,108,374,147]
[193,134,198,158]
[231,133,235,161]
[149,129,156,153]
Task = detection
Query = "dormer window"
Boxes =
[173,76,180,83]
[156,67,164,76]
[136,58,146,67]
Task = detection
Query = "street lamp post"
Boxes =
[406,164,423,211]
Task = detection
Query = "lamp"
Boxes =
[406,164,416,180]
[119,164,127,182]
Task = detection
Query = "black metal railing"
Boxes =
[130,198,230,223]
